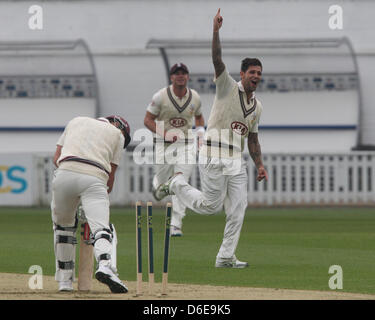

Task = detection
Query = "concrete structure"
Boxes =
[0,0,374,153]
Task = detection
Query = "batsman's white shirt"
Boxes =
[171,67,263,261]
[147,86,202,229]
[57,117,124,183]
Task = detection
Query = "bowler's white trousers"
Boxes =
[169,155,248,261]
[153,163,194,229]
[51,169,112,281]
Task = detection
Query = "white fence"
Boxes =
[252,153,375,205]
[116,152,375,206]
[10,151,375,207]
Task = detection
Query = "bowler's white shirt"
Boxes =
[201,68,263,159]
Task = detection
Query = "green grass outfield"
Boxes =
[0,206,374,295]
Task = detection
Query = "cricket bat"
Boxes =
[78,222,94,291]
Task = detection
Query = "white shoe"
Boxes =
[171,225,183,237]
[95,264,128,293]
[215,256,249,269]
[153,172,182,201]
[59,280,73,292]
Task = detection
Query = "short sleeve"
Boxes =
[146,91,163,116]
[56,122,69,146]
[111,134,124,165]
[249,101,263,133]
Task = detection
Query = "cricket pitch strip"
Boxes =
[0,273,374,300]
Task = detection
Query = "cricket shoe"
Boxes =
[215,256,249,269]
[95,264,128,293]
[58,280,73,292]
[171,225,183,237]
[151,186,159,201]
[153,172,182,201]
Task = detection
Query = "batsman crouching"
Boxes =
[51,115,131,293]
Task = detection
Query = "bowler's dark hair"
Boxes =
[241,58,263,72]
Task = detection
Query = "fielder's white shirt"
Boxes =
[201,67,263,159]
[56,117,124,182]
[147,85,202,138]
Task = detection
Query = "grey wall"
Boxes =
[0,0,374,152]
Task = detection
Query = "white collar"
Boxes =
[97,117,110,123]
[237,81,256,100]
[170,85,189,99]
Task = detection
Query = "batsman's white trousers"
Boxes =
[51,169,112,280]
[170,155,248,260]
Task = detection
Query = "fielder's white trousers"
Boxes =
[51,169,112,281]
[170,156,248,261]
[153,142,196,229]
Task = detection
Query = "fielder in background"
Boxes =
[51,115,131,293]
[155,9,268,268]
[144,63,205,237]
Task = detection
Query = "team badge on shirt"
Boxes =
[170,118,187,128]
[231,121,249,136]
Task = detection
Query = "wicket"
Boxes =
[147,201,154,294]
[135,201,142,296]
[135,201,172,296]
[162,202,172,295]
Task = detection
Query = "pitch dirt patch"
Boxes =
[0,273,374,300]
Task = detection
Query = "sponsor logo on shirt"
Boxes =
[170,117,187,128]
[250,113,257,126]
[189,104,195,115]
[231,121,249,136]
